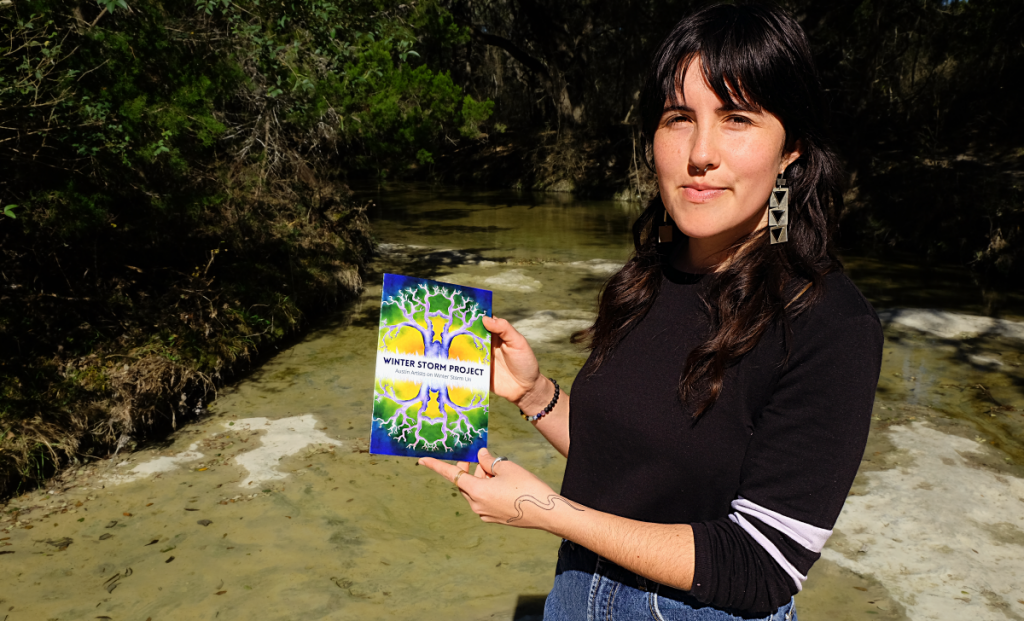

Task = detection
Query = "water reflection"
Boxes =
[843,254,1024,320]
[876,326,1024,460]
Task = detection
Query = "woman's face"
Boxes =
[653,59,801,257]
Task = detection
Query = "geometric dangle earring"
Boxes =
[768,173,789,244]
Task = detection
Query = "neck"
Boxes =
[677,228,768,274]
[675,236,733,273]
[678,209,769,273]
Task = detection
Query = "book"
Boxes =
[370,273,492,461]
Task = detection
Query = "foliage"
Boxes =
[0,0,488,497]
[799,0,1024,278]
[446,0,1024,280]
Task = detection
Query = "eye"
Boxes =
[725,115,753,126]
[660,113,692,128]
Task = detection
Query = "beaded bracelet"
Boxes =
[520,378,559,423]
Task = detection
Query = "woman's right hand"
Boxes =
[481,315,546,409]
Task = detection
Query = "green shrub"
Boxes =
[0,0,489,497]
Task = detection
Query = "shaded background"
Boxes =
[438,0,1023,278]
[1,0,1021,495]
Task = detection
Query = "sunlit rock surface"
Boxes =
[878,309,1024,341]
[99,415,342,489]
[482,269,543,293]
[230,416,343,488]
[105,444,204,485]
[513,310,596,343]
[824,423,1024,620]
[558,258,623,276]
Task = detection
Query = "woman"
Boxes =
[420,4,883,620]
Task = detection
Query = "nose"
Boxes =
[688,123,718,175]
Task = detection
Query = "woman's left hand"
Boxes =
[419,447,571,530]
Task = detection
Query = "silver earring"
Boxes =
[768,174,788,244]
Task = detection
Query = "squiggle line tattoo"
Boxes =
[507,494,584,523]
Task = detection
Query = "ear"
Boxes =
[780,139,804,173]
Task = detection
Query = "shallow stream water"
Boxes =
[2,187,1023,621]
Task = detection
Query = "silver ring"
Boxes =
[490,456,508,474]
[453,470,468,486]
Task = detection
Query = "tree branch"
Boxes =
[468,27,549,77]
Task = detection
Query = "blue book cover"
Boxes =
[370,274,492,461]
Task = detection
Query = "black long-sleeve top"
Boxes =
[560,266,883,615]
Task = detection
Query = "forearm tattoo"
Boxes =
[507,494,584,523]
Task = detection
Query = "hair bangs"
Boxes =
[641,3,814,167]
[659,51,763,115]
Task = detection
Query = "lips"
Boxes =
[684,186,726,203]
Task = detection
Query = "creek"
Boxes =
[1,186,1023,621]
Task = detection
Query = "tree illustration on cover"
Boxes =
[371,274,492,461]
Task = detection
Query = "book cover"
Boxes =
[370,273,492,461]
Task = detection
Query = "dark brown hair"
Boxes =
[576,2,845,418]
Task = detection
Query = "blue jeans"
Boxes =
[544,541,796,621]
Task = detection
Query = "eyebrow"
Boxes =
[662,101,760,114]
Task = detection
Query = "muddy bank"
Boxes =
[0,180,373,499]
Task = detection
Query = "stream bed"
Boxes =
[2,187,1023,621]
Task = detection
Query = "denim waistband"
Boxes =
[558,540,698,603]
